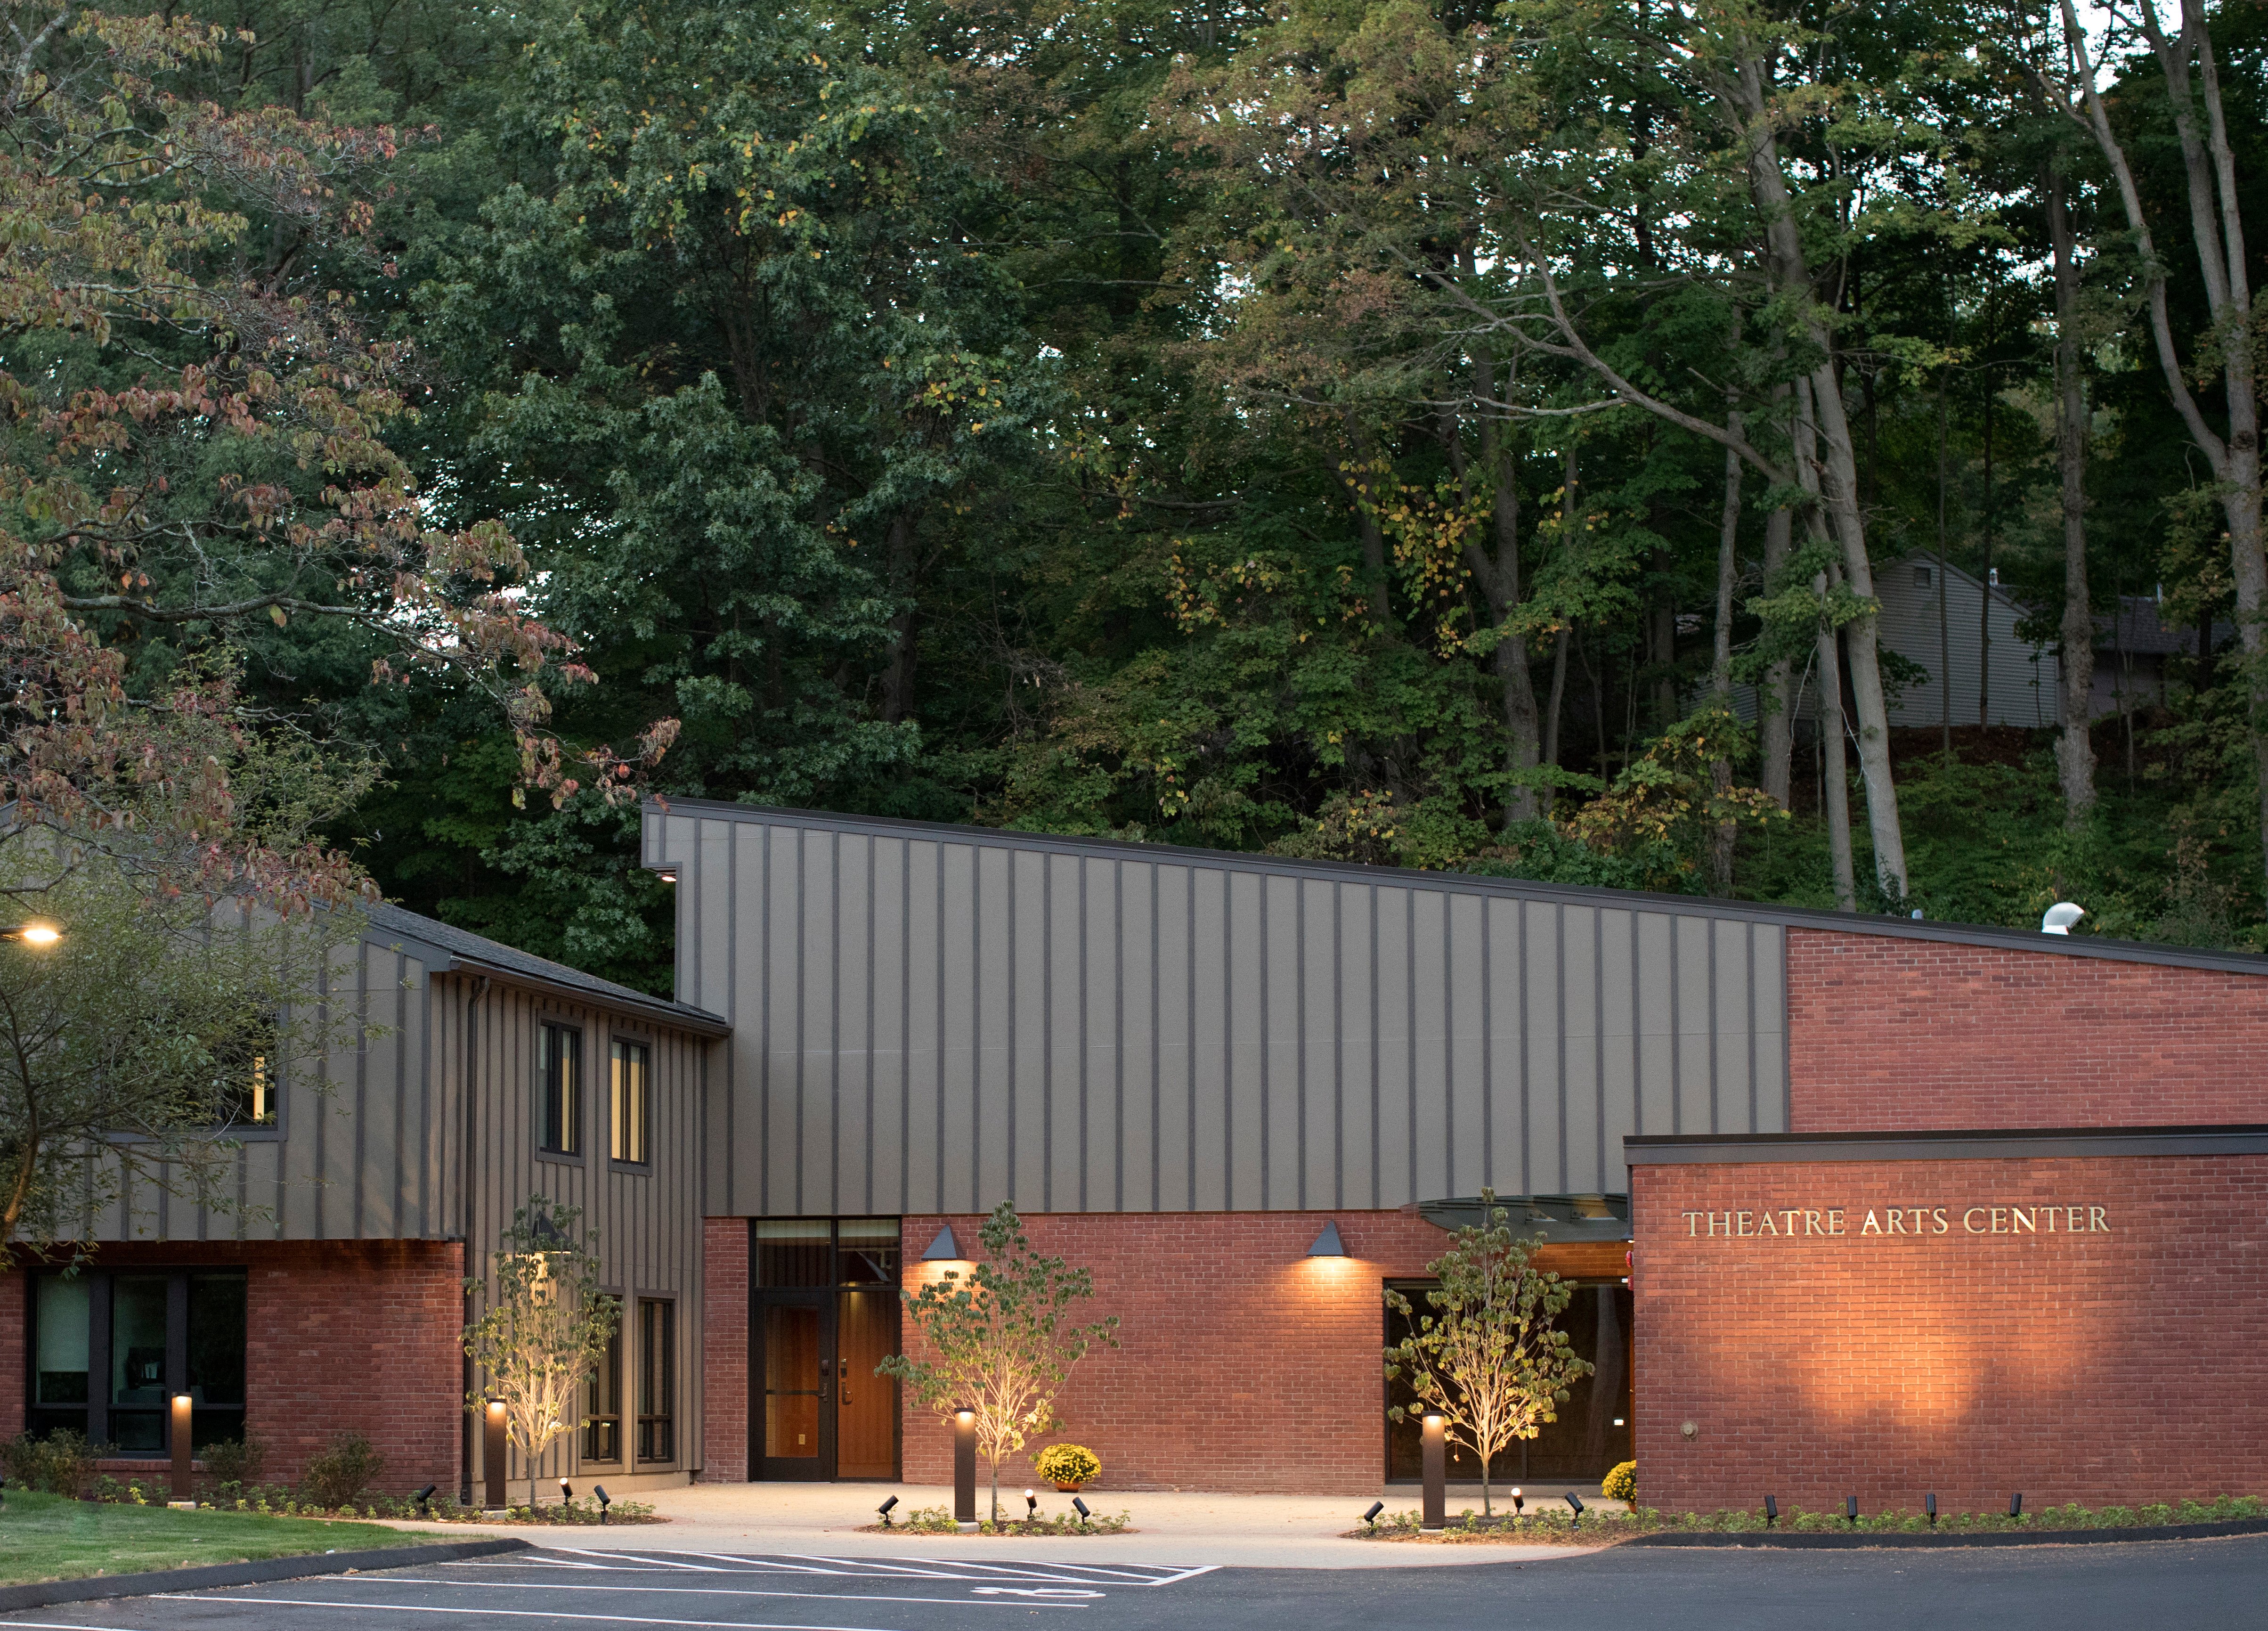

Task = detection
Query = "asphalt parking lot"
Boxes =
[3,1535,2264,1631]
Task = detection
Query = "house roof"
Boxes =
[2095,595,2228,657]
[647,796,2268,980]
[363,902,730,1037]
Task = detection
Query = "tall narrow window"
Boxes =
[30,1275,89,1439]
[584,1315,622,1462]
[211,1022,278,1129]
[610,1040,650,1165]
[636,1298,675,1463]
[540,1023,581,1155]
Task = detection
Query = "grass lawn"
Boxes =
[0,1490,429,1587]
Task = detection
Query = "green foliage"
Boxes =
[461,1197,622,1513]
[1355,1493,2268,1541]
[298,1434,387,1511]
[1602,1460,1637,1502]
[0,1429,104,1497]
[1033,1443,1102,1489]
[881,1501,1132,1536]
[879,1201,1120,1524]
[198,1435,268,1493]
[1383,1190,1593,1518]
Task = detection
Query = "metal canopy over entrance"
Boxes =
[748,1218,902,1481]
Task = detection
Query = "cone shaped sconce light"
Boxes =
[1307,1220,1347,1257]
[922,1225,964,1262]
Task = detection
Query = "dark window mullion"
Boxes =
[86,1273,111,1447]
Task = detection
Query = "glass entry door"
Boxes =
[751,1219,902,1481]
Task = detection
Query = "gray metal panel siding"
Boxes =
[654,814,1790,1213]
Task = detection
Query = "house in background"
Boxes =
[1741,555,2058,734]
[2093,593,2223,718]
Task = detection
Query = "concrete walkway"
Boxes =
[379,1481,1622,1569]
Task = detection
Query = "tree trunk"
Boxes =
[1980,372,1994,728]
[1936,373,1952,763]
[2062,0,2268,896]
[1648,540,1677,728]
[1761,505,1794,807]
[2046,163,2096,828]
[881,508,923,725]
[1732,56,1909,901]
[1817,576,1857,912]
[1468,357,1543,826]
[1338,421,1397,626]
[1708,418,1742,895]
[1542,628,1570,815]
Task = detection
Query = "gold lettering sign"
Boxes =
[1679,1206,2111,1239]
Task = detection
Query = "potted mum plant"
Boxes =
[1034,1443,1101,1493]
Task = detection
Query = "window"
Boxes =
[636,1298,675,1463]
[584,1316,622,1463]
[1913,564,1935,588]
[27,1270,246,1452]
[540,1023,581,1155]
[610,1040,650,1165]
[211,1027,278,1130]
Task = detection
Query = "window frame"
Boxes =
[537,1020,584,1159]
[635,1297,676,1466]
[582,1300,625,1465]
[607,1034,653,1170]
[24,1267,248,1456]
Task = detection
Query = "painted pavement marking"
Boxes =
[328,1575,1084,1609]
[150,1595,912,1630]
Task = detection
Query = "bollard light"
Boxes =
[1419,1413,1447,1532]
[2009,1492,2024,1520]
[952,1408,978,1526]
[170,1394,194,1505]
[1925,1492,1936,1526]
[595,1485,611,1525]
[1362,1500,1384,1528]
[1764,1494,1778,1526]
[484,1401,508,1510]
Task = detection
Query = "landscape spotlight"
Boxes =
[560,1478,573,1503]
[877,1494,899,1527]
[1845,1496,1859,1525]
[595,1486,611,1524]
[1565,1492,1585,1517]
[2009,1492,2024,1519]
[1763,1495,1778,1526]
[414,1483,437,1516]
[1072,1496,1091,1525]
[1025,1489,1039,1519]
[1362,1501,1384,1529]
[1511,1487,1523,1515]
[1925,1493,1936,1526]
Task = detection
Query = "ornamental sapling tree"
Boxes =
[879,1201,1119,1523]
[1384,1189,1593,1517]
[462,1197,621,1511]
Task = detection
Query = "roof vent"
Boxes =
[2041,902,2085,935]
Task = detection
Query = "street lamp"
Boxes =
[3,921,60,948]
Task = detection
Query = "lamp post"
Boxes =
[952,1407,977,1530]
[170,1394,194,1506]
[2,922,61,948]
[484,1401,509,1511]
[1420,1412,1447,1532]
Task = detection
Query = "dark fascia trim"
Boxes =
[1625,1125,2268,1164]
[363,925,732,1040]
[640,797,2268,980]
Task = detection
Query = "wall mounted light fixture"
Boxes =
[922,1225,964,1262]
[1306,1220,1347,1257]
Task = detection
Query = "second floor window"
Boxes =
[541,1023,581,1155]
[209,1022,278,1130]
[610,1039,650,1164]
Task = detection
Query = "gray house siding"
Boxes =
[644,802,1791,1219]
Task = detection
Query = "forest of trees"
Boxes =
[8,0,2268,993]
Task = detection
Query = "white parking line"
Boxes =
[778,1555,1216,1586]
[149,1597,910,1630]
[333,1576,1084,1609]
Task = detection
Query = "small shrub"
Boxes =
[200,1435,268,1491]
[1602,1461,1636,1502]
[1034,1443,1102,1489]
[300,1432,386,1510]
[0,1428,104,1497]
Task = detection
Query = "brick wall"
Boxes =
[895,1211,1464,1495]
[0,1240,462,1493]
[699,1216,748,1483]
[1631,1155,2268,1514]
[1787,929,2268,1131]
